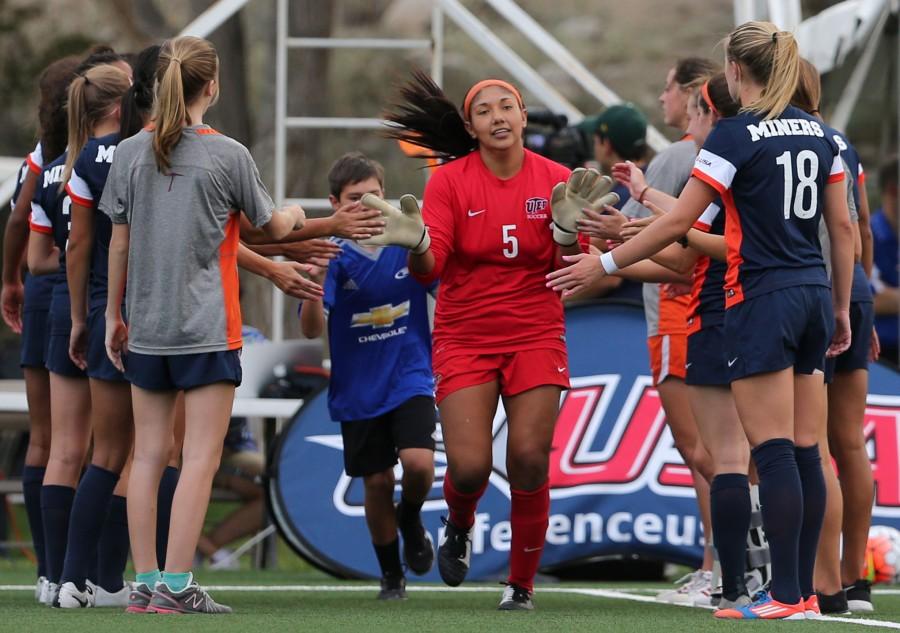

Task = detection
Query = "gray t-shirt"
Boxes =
[621,138,697,337]
[101,126,274,354]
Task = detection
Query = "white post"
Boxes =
[272,0,288,342]
[431,2,444,88]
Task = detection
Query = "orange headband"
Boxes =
[462,79,524,119]
[700,81,719,117]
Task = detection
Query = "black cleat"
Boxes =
[437,517,471,587]
[498,583,534,611]
[397,503,435,575]
[817,590,850,615]
[845,579,873,613]
[377,573,407,601]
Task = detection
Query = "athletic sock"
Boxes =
[96,494,129,592]
[710,473,751,601]
[443,475,487,530]
[751,438,802,605]
[60,465,119,590]
[373,538,404,577]
[507,481,550,593]
[795,444,826,599]
[22,466,47,578]
[156,466,179,569]
[161,571,192,593]
[397,495,424,534]
[41,484,75,585]
[136,569,161,588]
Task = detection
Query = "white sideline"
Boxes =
[2,584,899,629]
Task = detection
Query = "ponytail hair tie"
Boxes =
[772,31,778,43]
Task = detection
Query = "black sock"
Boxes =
[96,495,129,592]
[60,466,119,590]
[156,466,179,569]
[41,485,75,584]
[711,473,751,601]
[374,538,403,577]
[751,438,802,605]
[795,444,826,600]
[22,466,47,578]
[397,496,424,533]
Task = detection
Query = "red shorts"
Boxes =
[647,333,687,386]
[432,347,570,404]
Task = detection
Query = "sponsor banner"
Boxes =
[267,301,900,580]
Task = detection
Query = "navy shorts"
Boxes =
[125,350,242,391]
[685,324,730,386]
[20,309,49,368]
[724,285,833,381]
[46,333,85,378]
[825,300,874,382]
[86,305,127,383]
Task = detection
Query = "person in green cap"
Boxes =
[592,103,649,209]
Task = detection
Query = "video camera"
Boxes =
[524,111,594,170]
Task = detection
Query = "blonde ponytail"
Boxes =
[153,36,219,172]
[62,64,131,190]
[727,21,800,121]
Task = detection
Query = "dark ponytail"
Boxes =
[382,70,476,162]
[120,44,161,139]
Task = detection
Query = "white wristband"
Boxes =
[599,251,619,275]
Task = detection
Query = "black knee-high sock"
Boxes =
[41,485,75,584]
[711,473,751,601]
[22,466,47,578]
[61,466,119,590]
[156,466,179,569]
[96,495,129,592]
[795,445,826,599]
[374,538,403,577]
[751,438,802,605]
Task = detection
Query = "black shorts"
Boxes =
[86,304,127,383]
[340,395,436,477]
[825,300,874,383]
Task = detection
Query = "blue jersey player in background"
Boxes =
[300,152,436,601]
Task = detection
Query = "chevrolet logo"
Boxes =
[350,301,410,328]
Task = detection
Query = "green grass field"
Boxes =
[3,566,900,633]
[4,504,900,631]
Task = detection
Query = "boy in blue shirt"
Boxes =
[300,153,436,600]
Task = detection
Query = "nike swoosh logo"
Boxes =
[524,546,542,552]
[557,366,566,373]
[727,358,738,367]
[685,363,692,369]
[467,209,486,217]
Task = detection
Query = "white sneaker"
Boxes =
[92,581,131,608]
[56,581,95,608]
[35,576,48,602]
[40,581,59,606]
[656,570,713,606]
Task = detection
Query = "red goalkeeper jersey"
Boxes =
[412,149,570,356]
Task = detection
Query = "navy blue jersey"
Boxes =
[29,152,70,299]
[825,125,862,210]
[687,199,726,332]
[15,153,55,312]
[692,106,844,308]
[318,241,435,421]
[66,133,120,308]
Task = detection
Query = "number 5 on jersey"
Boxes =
[502,224,518,258]
[775,150,819,220]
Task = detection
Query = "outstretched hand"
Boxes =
[545,252,606,298]
[612,161,648,201]
[331,202,386,240]
[576,205,627,240]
